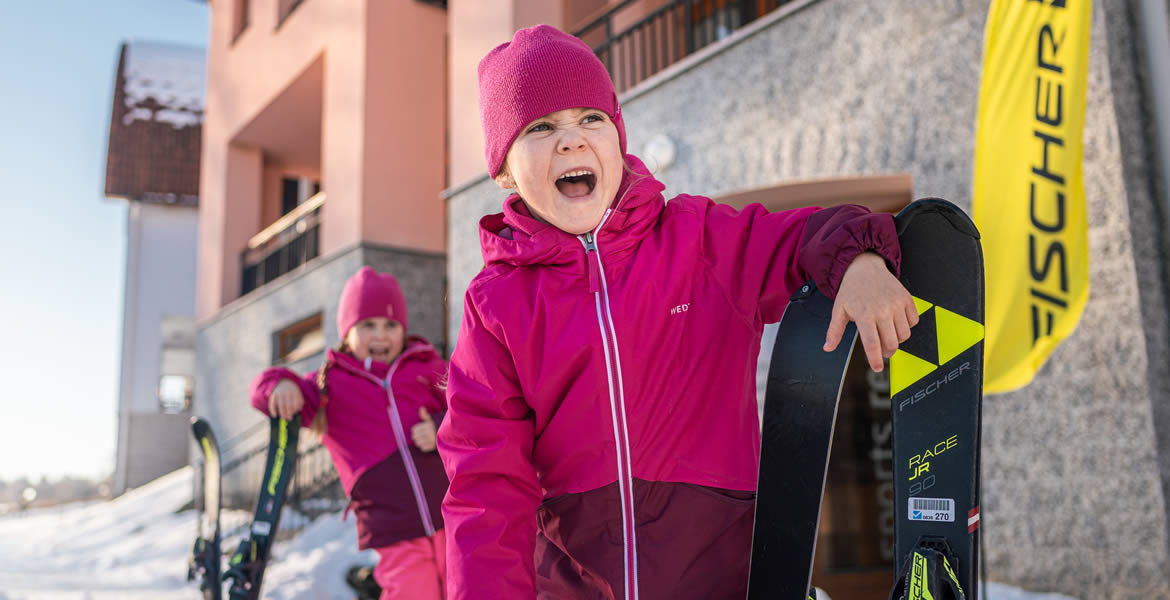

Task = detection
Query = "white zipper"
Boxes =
[362,347,436,536]
[580,210,639,600]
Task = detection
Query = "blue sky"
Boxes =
[0,1,209,481]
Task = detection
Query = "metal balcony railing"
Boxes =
[574,0,791,94]
[240,192,323,297]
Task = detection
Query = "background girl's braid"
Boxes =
[309,340,347,436]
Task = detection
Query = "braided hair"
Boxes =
[310,340,348,436]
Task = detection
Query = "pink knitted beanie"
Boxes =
[336,266,408,338]
[478,24,626,177]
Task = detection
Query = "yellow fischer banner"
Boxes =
[973,0,1092,393]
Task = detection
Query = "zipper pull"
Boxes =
[582,232,600,293]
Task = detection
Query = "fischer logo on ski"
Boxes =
[889,296,984,400]
[889,199,983,600]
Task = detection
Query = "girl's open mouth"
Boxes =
[555,169,596,198]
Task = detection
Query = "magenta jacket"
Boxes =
[250,336,449,549]
[438,156,900,598]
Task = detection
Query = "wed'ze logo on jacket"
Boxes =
[889,295,984,404]
[670,302,690,316]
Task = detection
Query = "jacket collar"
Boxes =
[326,336,438,380]
[478,154,666,269]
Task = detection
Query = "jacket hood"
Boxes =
[478,153,667,269]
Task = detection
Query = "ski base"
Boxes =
[888,198,984,600]
[189,417,224,600]
[223,414,301,600]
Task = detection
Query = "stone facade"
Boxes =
[444,0,1170,596]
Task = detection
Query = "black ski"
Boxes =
[887,198,984,600]
[223,414,301,600]
[189,417,224,600]
[748,197,983,600]
[747,279,858,599]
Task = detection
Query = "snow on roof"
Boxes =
[122,41,206,129]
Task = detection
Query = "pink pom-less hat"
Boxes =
[477,24,627,177]
[336,266,408,339]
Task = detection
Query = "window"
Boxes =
[274,312,325,365]
[233,0,250,42]
[277,0,306,27]
[159,316,196,413]
[159,375,194,413]
[281,176,320,215]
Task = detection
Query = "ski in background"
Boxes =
[223,413,301,600]
[747,276,857,600]
[188,417,224,600]
[887,198,984,600]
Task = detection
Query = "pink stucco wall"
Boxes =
[197,0,447,319]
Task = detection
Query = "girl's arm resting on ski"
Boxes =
[700,201,900,321]
[826,251,918,372]
[438,295,542,599]
[701,200,910,371]
[699,199,818,325]
[797,206,914,371]
[249,368,321,425]
[796,204,901,299]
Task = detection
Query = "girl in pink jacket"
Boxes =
[251,266,449,599]
[438,25,918,600]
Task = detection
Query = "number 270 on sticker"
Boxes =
[908,497,955,522]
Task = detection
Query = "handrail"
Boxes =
[572,0,638,38]
[247,192,326,251]
[572,0,788,94]
[206,426,347,545]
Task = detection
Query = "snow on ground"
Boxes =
[0,467,1076,599]
[983,584,1078,600]
[0,467,373,599]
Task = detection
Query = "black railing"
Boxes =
[240,194,323,297]
[211,425,348,546]
[574,0,791,94]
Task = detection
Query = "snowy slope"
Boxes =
[0,467,1074,599]
[0,467,373,599]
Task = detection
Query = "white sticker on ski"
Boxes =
[252,521,272,536]
[908,497,955,522]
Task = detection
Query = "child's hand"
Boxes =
[824,252,918,372]
[411,407,437,452]
[269,379,305,420]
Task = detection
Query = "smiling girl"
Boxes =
[438,25,917,599]
[250,266,449,599]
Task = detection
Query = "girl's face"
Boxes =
[344,317,404,364]
[495,107,624,235]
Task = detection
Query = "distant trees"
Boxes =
[0,474,113,512]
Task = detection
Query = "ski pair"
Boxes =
[747,198,984,600]
[188,414,301,600]
[189,417,223,600]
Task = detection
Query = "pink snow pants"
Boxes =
[373,528,447,600]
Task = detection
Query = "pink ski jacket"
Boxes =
[438,155,900,598]
[250,337,449,549]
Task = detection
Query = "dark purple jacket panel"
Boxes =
[351,445,448,550]
[534,480,755,600]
